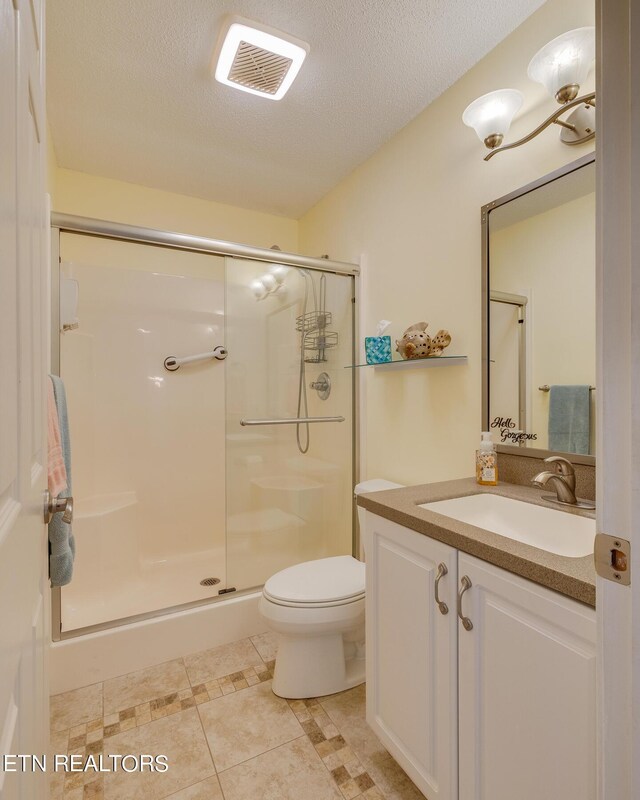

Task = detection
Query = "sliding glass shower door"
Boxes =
[58,233,228,632]
[54,229,356,637]
[225,257,355,591]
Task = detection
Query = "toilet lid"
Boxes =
[264,556,365,605]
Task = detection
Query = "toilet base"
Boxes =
[271,631,366,699]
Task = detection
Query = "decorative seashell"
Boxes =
[396,323,451,359]
[432,329,451,348]
[403,321,429,334]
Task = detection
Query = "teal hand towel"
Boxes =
[548,385,591,455]
[49,375,76,586]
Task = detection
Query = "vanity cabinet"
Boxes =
[365,513,459,799]
[457,553,596,800]
[364,512,597,800]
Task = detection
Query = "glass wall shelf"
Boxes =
[345,355,468,370]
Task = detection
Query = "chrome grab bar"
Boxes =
[164,346,227,371]
[240,416,345,426]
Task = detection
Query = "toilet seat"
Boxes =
[263,591,365,609]
[263,555,365,608]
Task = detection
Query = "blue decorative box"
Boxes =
[365,335,392,364]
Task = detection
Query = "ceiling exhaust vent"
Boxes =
[228,41,293,96]
[213,16,309,101]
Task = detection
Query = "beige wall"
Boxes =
[52,167,299,252]
[299,0,595,485]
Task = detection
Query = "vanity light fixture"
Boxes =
[250,265,289,300]
[213,16,309,100]
[463,27,595,160]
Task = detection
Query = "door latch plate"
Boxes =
[594,533,631,585]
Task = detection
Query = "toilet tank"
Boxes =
[354,479,404,559]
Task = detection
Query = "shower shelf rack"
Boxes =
[296,310,339,363]
[345,355,468,371]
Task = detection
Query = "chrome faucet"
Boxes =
[531,456,595,510]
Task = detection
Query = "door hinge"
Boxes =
[218,587,237,595]
[594,533,630,585]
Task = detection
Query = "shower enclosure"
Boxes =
[50,215,357,639]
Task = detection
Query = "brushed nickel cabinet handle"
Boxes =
[457,575,473,631]
[434,562,449,615]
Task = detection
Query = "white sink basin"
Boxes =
[419,493,595,558]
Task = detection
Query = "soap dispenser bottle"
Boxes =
[476,432,498,486]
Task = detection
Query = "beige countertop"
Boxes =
[357,478,596,608]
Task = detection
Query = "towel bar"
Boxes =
[538,384,595,392]
[240,416,345,426]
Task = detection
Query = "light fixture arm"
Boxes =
[484,91,596,161]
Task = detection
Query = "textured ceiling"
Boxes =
[47,0,545,218]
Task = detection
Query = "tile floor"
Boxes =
[50,632,426,800]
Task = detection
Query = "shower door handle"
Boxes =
[44,491,74,525]
[240,416,345,426]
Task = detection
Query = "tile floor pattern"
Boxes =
[50,632,426,800]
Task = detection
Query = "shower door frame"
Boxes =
[50,213,360,642]
[489,290,528,440]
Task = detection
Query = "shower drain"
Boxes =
[200,577,221,587]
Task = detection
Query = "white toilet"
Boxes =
[259,478,403,699]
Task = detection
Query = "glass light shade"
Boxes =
[261,273,277,292]
[527,27,595,101]
[269,265,289,284]
[462,89,524,145]
[250,279,267,299]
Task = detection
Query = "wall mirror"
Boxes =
[482,154,595,463]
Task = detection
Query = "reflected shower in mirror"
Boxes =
[484,156,595,458]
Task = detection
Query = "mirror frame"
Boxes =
[481,152,596,465]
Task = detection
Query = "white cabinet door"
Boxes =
[457,553,596,800]
[365,512,458,800]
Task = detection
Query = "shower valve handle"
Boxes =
[309,372,331,400]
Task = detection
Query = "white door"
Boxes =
[457,554,596,800]
[365,513,458,800]
[0,0,49,797]
[596,1,639,798]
